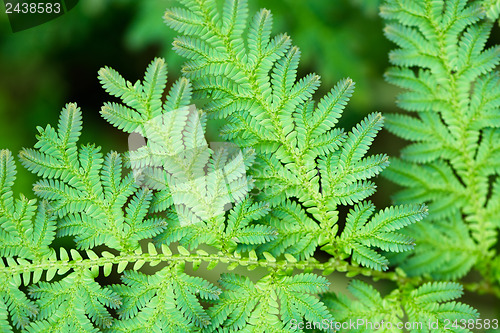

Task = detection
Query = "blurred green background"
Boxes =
[1,0,499,322]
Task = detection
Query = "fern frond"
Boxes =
[328,202,427,270]
[256,200,320,260]
[101,60,251,226]
[382,0,500,281]
[26,269,121,331]
[481,0,500,21]
[165,1,382,216]
[0,150,55,260]
[323,280,478,333]
[322,280,401,332]
[405,282,478,333]
[207,272,332,332]
[99,57,167,130]
[388,212,478,280]
[165,0,426,270]
[2,0,493,331]
[20,105,165,252]
[0,271,38,330]
[109,265,220,331]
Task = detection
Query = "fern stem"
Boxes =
[0,244,404,281]
[7,245,497,297]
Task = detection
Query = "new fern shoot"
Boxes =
[0,0,497,332]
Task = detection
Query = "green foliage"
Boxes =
[208,273,331,332]
[26,269,121,331]
[482,0,500,20]
[125,0,391,112]
[0,0,497,331]
[336,202,427,271]
[323,280,477,333]
[109,265,221,332]
[98,58,274,252]
[19,103,166,252]
[1,54,392,331]
[381,0,500,286]
[0,150,55,260]
[164,0,427,272]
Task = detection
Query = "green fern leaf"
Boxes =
[207,273,331,332]
[20,104,166,252]
[26,269,121,331]
[381,0,500,281]
[109,265,220,331]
